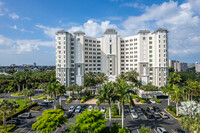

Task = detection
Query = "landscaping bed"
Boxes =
[165,105,181,118]
[0,124,16,132]
[105,104,122,118]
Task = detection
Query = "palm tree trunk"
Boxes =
[54,94,56,109]
[3,112,6,131]
[23,84,25,90]
[109,104,112,132]
[122,103,124,128]
[18,85,20,93]
[176,102,179,116]
[11,112,13,126]
[168,95,170,106]
[118,102,121,115]
[26,84,28,89]
[59,96,61,106]
[24,95,27,105]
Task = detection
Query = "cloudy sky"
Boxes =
[0,0,200,66]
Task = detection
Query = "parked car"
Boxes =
[6,119,21,125]
[65,112,74,118]
[153,106,161,112]
[146,99,151,104]
[68,106,75,112]
[174,128,185,133]
[18,112,32,119]
[136,98,140,102]
[100,107,106,113]
[147,107,154,113]
[156,127,168,133]
[141,108,145,113]
[131,112,138,119]
[94,106,99,110]
[43,99,53,103]
[39,102,48,106]
[144,112,153,119]
[81,107,85,113]
[159,112,168,119]
[153,112,160,119]
[150,99,156,104]
[130,107,135,113]
[88,106,93,111]
[75,106,82,113]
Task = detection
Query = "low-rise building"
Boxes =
[174,61,188,72]
[195,62,200,73]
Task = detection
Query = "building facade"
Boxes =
[174,61,188,72]
[168,60,176,67]
[195,62,200,73]
[56,28,169,87]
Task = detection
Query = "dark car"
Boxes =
[65,112,74,118]
[6,118,21,125]
[147,107,154,113]
[18,112,32,119]
[146,99,151,104]
[39,102,48,106]
[153,106,161,112]
[81,107,86,113]
[144,112,153,119]
[174,128,185,133]
[153,112,160,119]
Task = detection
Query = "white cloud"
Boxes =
[68,20,117,37]
[36,25,62,39]
[107,16,122,21]
[24,17,31,20]
[120,2,146,9]
[0,34,54,54]
[9,12,19,19]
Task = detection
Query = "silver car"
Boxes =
[75,106,81,113]
[69,106,75,112]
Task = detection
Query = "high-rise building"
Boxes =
[174,61,188,72]
[56,28,169,87]
[195,62,200,73]
[168,60,176,67]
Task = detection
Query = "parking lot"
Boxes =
[11,99,182,133]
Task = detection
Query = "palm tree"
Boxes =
[116,73,127,84]
[48,82,65,109]
[84,72,97,94]
[0,99,12,131]
[4,86,13,101]
[126,70,139,85]
[171,85,184,116]
[21,88,29,106]
[179,116,193,133]
[167,72,182,85]
[27,89,35,105]
[114,81,134,128]
[96,82,117,130]
[161,84,173,106]
[10,101,19,125]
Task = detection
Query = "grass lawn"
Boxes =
[0,98,28,111]
[32,94,45,99]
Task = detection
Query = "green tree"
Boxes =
[84,72,97,93]
[27,89,35,105]
[21,88,29,106]
[139,124,151,133]
[96,82,116,130]
[114,81,134,128]
[161,84,173,106]
[171,85,184,116]
[4,86,14,101]
[10,101,19,125]
[32,109,67,133]
[75,109,107,133]
[0,99,12,131]
[126,70,139,85]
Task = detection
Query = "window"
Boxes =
[110,45,112,54]
[143,37,146,40]
[149,37,152,40]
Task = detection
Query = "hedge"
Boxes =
[30,106,42,111]
[7,102,38,121]
[154,98,161,103]
[0,124,16,132]
[140,100,146,103]
[166,108,181,118]
[11,92,23,96]
[167,105,176,113]
[80,99,85,103]
[66,98,72,103]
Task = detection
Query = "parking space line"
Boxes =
[153,129,157,133]
[28,129,32,133]
[54,128,59,133]
[20,127,27,133]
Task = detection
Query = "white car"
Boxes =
[131,112,138,119]
[156,127,168,133]
[75,106,81,113]
[130,107,135,113]
[100,107,106,113]
[150,99,156,104]
[43,99,53,103]
[94,106,99,110]
[88,106,93,111]
[69,106,75,112]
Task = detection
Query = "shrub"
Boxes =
[31,106,42,111]
[0,124,16,132]
[11,92,23,96]
[167,105,176,113]
[56,105,64,110]
[48,97,54,100]
[132,95,139,99]
[118,127,130,133]
[80,99,85,103]
[166,108,181,118]
[140,100,146,103]
[154,98,161,103]
[111,104,118,116]
[66,98,72,103]
[41,95,47,100]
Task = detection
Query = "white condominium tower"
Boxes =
[56,28,168,87]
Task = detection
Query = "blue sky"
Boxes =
[0,0,200,66]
